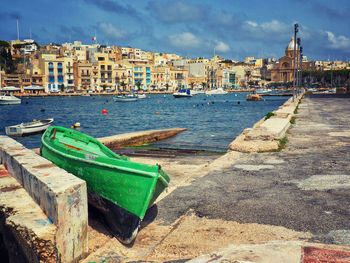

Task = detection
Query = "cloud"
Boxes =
[168,32,200,48]
[0,10,21,20]
[242,19,291,42]
[99,23,126,40]
[83,0,139,17]
[324,31,350,50]
[147,0,206,23]
[214,41,230,52]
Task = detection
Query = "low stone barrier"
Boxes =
[0,136,88,262]
[229,94,302,152]
[98,128,188,149]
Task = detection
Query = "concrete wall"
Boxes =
[0,136,88,262]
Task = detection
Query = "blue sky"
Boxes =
[1,0,350,61]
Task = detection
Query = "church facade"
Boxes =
[270,37,314,83]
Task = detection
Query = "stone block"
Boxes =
[0,136,88,263]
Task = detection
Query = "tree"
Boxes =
[121,81,127,91]
[165,83,170,91]
[189,82,195,89]
[201,82,207,89]
[60,84,65,92]
[135,81,142,91]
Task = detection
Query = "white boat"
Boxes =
[137,94,147,99]
[113,94,138,102]
[5,118,54,137]
[0,93,21,105]
[256,88,272,94]
[173,89,193,98]
[205,88,228,95]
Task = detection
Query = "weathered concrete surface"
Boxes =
[0,165,57,262]
[229,95,299,152]
[153,94,350,261]
[97,127,188,149]
[0,137,88,263]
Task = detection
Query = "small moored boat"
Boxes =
[0,93,21,105]
[173,89,193,98]
[5,118,54,136]
[205,87,228,95]
[40,126,170,244]
[113,94,138,102]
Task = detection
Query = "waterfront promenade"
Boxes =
[84,93,350,262]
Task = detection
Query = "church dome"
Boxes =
[286,36,299,50]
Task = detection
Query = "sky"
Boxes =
[1,0,350,61]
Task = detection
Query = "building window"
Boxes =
[146,67,150,72]
[101,65,105,70]
[49,76,55,83]
[48,62,53,68]
[107,65,112,70]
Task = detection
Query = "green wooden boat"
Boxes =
[40,126,170,244]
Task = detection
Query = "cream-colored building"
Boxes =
[39,54,67,92]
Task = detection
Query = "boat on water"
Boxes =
[256,88,272,94]
[137,94,147,99]
[113,93,138,102]
[173,89,193,98]
[205,87,228,95]
[5,118,54,136]
[0,93,21,105]
[40,126,170,244]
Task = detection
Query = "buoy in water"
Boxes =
[102,109,107,114]
[41,108,45,112]
[238,101,240,104]
[155,112,159,115]
[72,122,80,128]
[193,105,196,108]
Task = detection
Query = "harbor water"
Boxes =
[0,93,290,151]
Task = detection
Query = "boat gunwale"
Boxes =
[41,129,169,185]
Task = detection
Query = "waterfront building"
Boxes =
[222,68,237,89]
[151,65,170,90]
[39,54,66,93]
[94,53,115,91]
[75,61,93,92]
[231,65,251,87]
[169,66,188,91]
[133,64,152,91]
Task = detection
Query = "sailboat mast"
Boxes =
[17,19,20,40]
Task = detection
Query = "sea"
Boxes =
[0,93,290,152]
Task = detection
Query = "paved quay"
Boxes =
[84,93,350,262]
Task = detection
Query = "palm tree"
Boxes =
[201,82,207,90]
[165,83,170,91]
[189,82,195,90]
[121,81,126,91]
[135,81,142,91]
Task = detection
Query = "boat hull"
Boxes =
[113,97,138,102]
[40,126,169,243]
[0,98,21,105]
[5,118,54,136]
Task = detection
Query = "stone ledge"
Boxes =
[0,166,57,262]
[0,137,88,263]
[228,94,302,153]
